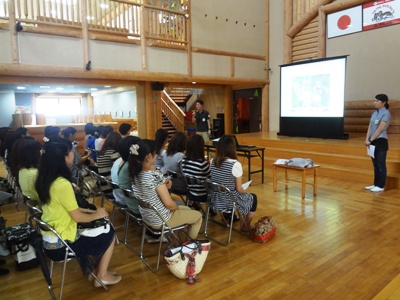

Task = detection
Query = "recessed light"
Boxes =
[104,86,111,88]
[16,86,26,90]
[90,88,98,91]
[40,86,50,89]
[192,82,196,84]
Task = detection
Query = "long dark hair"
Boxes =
[61,126,77,140]
[214,135,237,168]
[155,128,169,155]
[185,134,205,161]
[128,139,156,179]
[18,139,42,169]
[99,131,121,155]
[35,137,72,205]
[166,132,187,156]
[376,94,389,109]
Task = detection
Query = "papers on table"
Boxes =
[274,159,289,165]
[242,180,252,190]
[367,145,375,159]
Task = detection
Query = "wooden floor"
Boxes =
[1,163,400,299]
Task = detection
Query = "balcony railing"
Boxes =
[0,0,188,46]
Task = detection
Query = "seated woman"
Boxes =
[129,139,202,240]
[181,134,210,206]
[210,135,258,234]
[18,139,42,201]
[110,136,141,211]
[35,137,121,287]
[154,128,169,171]
[161,131,187,195]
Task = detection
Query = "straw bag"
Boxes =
[164,240,210,285]
[251,216,276,243]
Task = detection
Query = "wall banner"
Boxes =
[363,0,400,31]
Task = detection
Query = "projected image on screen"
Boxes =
[279,56,347,139]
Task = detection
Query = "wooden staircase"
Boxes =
[162,112,178,137]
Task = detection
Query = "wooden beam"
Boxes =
[0,63,268,86]
[140,6,147,70]
[192,47,265,61]
[187,2,192,77]
[321,0,371,14]
[286,0,333,38]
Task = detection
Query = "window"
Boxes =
[35,97,82,116]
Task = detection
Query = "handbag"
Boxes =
[251,216,276,243]
[5,223,39,270]
[78,218,111,237]
[164,239,211,285]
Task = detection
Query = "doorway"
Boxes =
[233,88,262,133]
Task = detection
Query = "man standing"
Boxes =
[192,99,211,142]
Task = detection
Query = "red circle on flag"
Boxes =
[337,15,351,30]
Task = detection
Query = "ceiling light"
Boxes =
[16,86,26,90]
[104,86,111,88]
[56,87,64,90]
[40,86,50,89]
[90,88,98,91]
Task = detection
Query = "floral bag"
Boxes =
[251,216,276,243]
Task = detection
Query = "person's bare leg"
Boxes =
[240,212,255,232]
[96,236,118,282]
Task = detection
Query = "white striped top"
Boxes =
[131,170,171,227]
[181,158,210,196]
[210,158,253,215]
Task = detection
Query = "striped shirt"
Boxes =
[131,171,171,227]
[181,158,210,196]
[210,158,253,215]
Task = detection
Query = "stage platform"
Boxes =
[235,131,400,188]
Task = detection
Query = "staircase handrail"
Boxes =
[161,91,185,132]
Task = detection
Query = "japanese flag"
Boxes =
[327,6,362,38]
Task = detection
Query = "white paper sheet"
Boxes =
[242,180,252,190]
[367,145,375,158]
[274,159,289,165]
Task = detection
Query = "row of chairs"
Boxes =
[22,167,246,298]
[81,166,190,273]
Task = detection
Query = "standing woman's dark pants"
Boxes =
[371,138,388,188]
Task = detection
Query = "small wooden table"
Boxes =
[272,163,320,199]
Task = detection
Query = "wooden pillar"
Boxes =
[284,0,293,64]
[224,86,233,134]
[136,83,147,138]
[87,94,94,115]
[8,0,19,64]
[262,0,270,133]
[318,6,326,58]
[144,81,156,138]
[81,0,90,69]
[140,6,147,71]
[186,1,192,77]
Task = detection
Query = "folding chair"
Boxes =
[166,170,188,205]
[133,196,189,273]
[184,174,209,216]
[202,179,246,246]
[119,187,143,256]
[82,167,113,207]
[81,166,103,205]
[30,215,108,300]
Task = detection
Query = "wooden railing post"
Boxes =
[81,0,90,69]
[8,0,19,64]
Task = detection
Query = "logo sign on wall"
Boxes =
[363,0,400,30]
[327,6,362,38]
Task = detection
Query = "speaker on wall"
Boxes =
[151,82,164,91]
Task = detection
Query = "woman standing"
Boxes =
[210,135,258,233]
[129,139,202,240]
[364,94,391,192]
[35,137,121,287]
